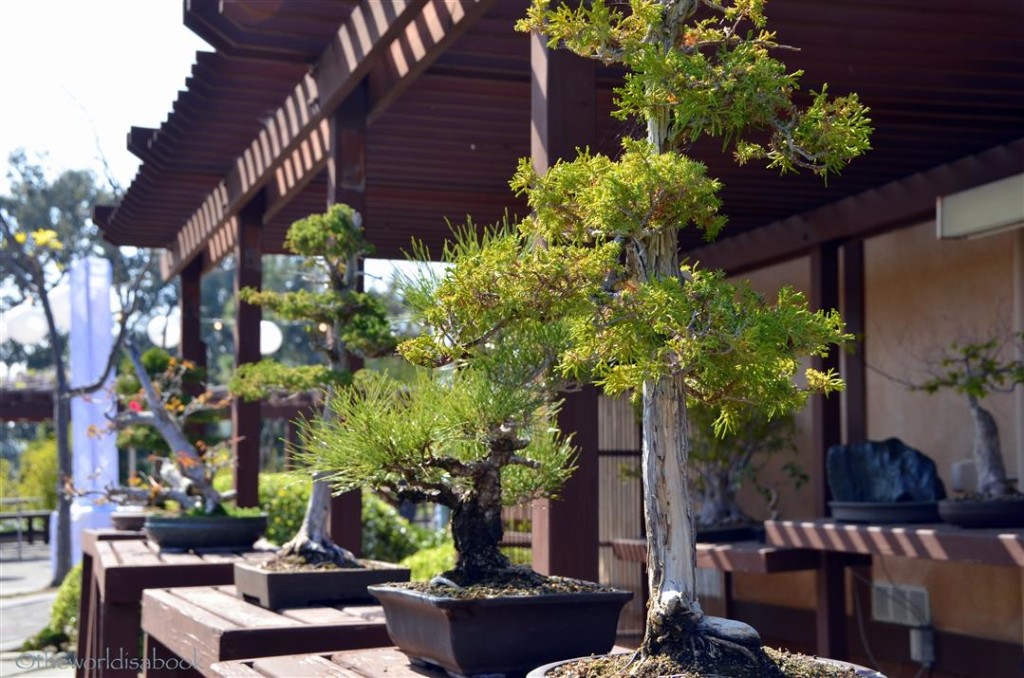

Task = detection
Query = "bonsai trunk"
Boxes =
[969,397,1012,498]
[450,464,510,584]
[277,472,358,566]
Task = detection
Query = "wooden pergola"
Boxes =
[93,0,1023,609]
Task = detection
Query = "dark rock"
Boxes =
[827,438,946,503]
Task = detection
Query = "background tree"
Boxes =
[394,0,869,672]
[0,151,164,583]
[229,204,396,567]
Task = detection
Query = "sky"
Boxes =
[0,0,209,192]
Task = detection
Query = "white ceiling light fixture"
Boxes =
[937,173,1024,240]
[260,320,283,355]
[146,310,182,349]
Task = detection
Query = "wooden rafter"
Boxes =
[160,0,433,281]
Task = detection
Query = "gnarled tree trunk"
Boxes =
[277,472,357,566]
[450,463,509,584]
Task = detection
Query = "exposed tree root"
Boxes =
[271,531,360,569]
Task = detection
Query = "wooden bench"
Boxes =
[141,586,390,677]
[76,531,276,678]
[210,645,634,678]
[0,508,51,544]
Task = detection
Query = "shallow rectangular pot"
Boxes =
[235,561,410,609]
[368,584,633,677]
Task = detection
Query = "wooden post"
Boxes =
[179,257,206,377]
[528,33,599,581]
[842,241,867,444]
[325,85,367,554]
[810,241,847,660]
[232,194,264,508]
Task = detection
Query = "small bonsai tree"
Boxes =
[918,333,1024,499]
[688,402,801,528]
[91,340,232,513]
[228,204,396,566]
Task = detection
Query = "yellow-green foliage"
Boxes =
[17,437,58,509]
[0,458,15,499]
[400,540,532,581]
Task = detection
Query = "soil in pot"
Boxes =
[532,649,885,678]
[938,493,1024,528]
[234,556,411,609]
[368,568,632,677]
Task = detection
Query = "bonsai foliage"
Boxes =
[687,401,800,527]
[917,333,1024,498]
[228,204,396,566]
[93,341,232,513]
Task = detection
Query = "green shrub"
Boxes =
[401,540,456,581]
[22,563,82,651]
[217,472,444,560]
[17,436,58,510]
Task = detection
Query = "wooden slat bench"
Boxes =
[141,585,390,677]
[210,645,635,678]
[76,531,275,678]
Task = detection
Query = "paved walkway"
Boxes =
[0,541,74,677]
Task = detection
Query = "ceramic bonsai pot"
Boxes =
[367,584,632,676]
[144,514,267,551]
[527,655,887,677]
[938,497,1024,528]
[829,501,939,524]
[111,509,151,531]
[234,561,411,609]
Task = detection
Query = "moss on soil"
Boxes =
[389,566,618,600]
[546,648,861,678]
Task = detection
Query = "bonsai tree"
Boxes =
[384,0,869,673]
[918,333,1024,499]
[688,402,801,528]
[90,340,232,513]
[228,204,396,566]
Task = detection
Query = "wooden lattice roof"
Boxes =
[96,0,1024,276]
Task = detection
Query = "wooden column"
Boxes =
[842,240,867,444]
[232,195,264,508]
[528,34,599,581]
[810,241,847,660]
[325,84,367,554]
[179,257,206,375]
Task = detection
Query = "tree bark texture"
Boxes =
[451,463,509,583]
[970,400,1012,497]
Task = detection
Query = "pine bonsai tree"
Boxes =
[229,204,395,566]
[384,1,869,673]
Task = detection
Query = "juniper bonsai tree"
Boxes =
[918,334,1024,499]
[228,204,395,567]
[392,0,868,672]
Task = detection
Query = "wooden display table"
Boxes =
[141,585,390,677]
[76,532,275,678]
[210,646,634,678]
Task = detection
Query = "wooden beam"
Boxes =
[689,139,1024,275]
[251,0,493,242]
[232,196,264,509]
[160,0,432,281]
[810,242,842,519]
[366,0,496,124]
[529,34,598,582]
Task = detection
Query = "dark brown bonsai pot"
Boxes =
[234,561,411,609]
[527,654,887,677]
[938,495,1024,528]
[111,510,151,531]
[368,584,632,676]
[144,514,267,551]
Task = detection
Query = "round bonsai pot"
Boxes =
[527,655,887,677]
[144,514,267,551]
[234,560,411,609]
[938,496,1024,528]
[829,501,939,524]
[367,583,632,676]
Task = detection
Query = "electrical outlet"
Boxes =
[872,583,930,627]
[910,627,935,666]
